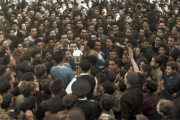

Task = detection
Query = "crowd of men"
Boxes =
[0,0,180,120]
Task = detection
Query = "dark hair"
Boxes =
[96,73,107,83]
[1,55,11,65]
[20,97,37,112]
[118,78,126,92]
[85,55,97,65]
[31,50,41,58]
[20,72,35,81]
[34,39,43,45]
[166,61,179,70]
[107,36,116,43]
[127,40,137,47]
[45,62,54,74]
[100,94,114,111]
[6,28,15,34]
[145,80,157,93]
[11,40,22,50]
[49,78,63,95]
[156,35,163,41]
[102,81,114,94]
[153,56,163,66]
[0,81,11,94]
[90,67,100,77]
[141,64,152,74]
[79,60,91,72]
[168,36,177,42]
[53,50,64,63]
[87,40,95,49]
[34,64,47,77]
[138,45,147,54]
[42,80,52,94]
[109,58,118,64]
[1,92,14,109]
[157,27,165,34]
[0,65,8,76]
[62,94,77,110]
[31,58,43,66]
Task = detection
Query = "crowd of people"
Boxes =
[0,0,180,120]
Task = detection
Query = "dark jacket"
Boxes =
[120,86,143,120]
[76,99,101,120]
[164,72,180,97]
[36,97,63,120]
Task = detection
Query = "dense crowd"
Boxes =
[0,0,180,120]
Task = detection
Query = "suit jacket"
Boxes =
[170,47,180,61]
[77,75,96,100]
[76,99,101,120]
[36,97,63,120]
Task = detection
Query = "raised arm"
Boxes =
[128,48,139,73]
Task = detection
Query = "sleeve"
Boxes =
[162,89,174,101]
[65,78,76,94]
[120,95,131,119]
[69,56,76,70]
[140,97,149,113]
[50,68,55,80]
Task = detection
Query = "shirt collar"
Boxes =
[79,97,87,101]
[80,73,89,76]
[101,113,110,117]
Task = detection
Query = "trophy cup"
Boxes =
[72,49,83,69]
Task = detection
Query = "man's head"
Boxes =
[20,97,37,113]
[60,33,68,47]
[157,99,175,117]
[142,20,149,29]
[49,78,63,95]
[69,41,78,53]
[53,50,64,64]
[157,28,165,36]
[34,64,47,78]
[34,39,43,51]
[62,94,77,110]
[135,45,147,57]
[45,37,55,49]
[97,25,104,35]
[2,55,16,67]
[143,80,157,93]
[143,39,153,50]
[150,56,163,68]
[124,71,139,86]
[7,28,15,36]
[168,36,177,48]
[1,92,14,109]
[61,49,70,61]
[108,58,118,71]
[100,94,114,111]
[86,40,95,50]
[11,40,23,54]
[19,81,36,97]
[79,60,91,72]
[155,35,163,46]
[80,28,87,39]
[94,40,102,52]
[106,37,115,48]
[166,61,179,76]
[140,64,152,76]
[29,26,37,38]
[88,24,95,33]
